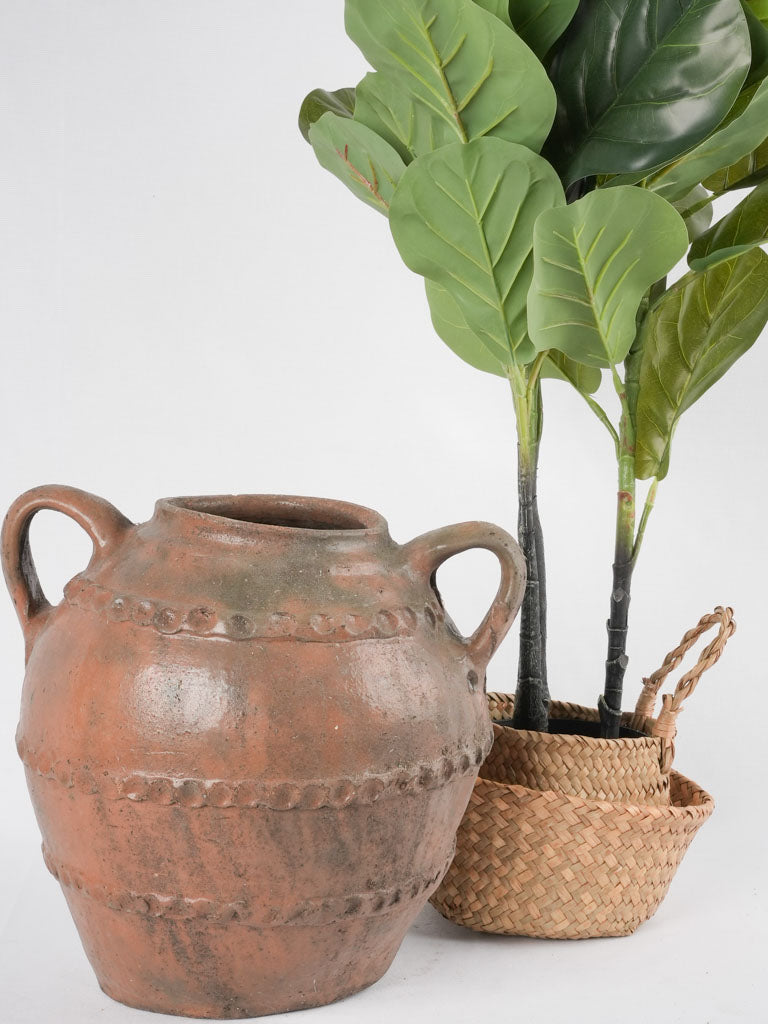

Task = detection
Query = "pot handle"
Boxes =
[634,606,736,772]
[403,522,526,670]
[1,485,132,659]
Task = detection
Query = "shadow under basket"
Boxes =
[431,607,734,939]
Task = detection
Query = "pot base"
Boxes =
[98,961,393,1020]
[72,893,412,1019]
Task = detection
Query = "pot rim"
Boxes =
[155,494,388,537]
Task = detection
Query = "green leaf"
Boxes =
[646,79,768,203]
[425,279,507,376]
[748,0,768,25]
[527,187,689,368]
[547,0,751,184]
[673,186,715,244]
[344,0,557,153]
[424,280,602,391]
[743,1,768,86]
[308,113,407,215]
[508,0,580,58]
[703,134,768,192]
[635,248,768,479]
[390,138,565,364]
[689,180,768,270]
[541,351,603,393]
[473,0,514,26]
[354,72,456,163]
[299,87,355,143]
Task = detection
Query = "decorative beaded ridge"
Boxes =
[42,845,455,928]
[18,733,492,811]
[63,577,444,642]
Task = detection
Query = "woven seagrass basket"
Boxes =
[431,607,734,939]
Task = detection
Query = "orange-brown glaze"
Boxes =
[3,487,524,1018]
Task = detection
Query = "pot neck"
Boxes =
[147,494,391,553]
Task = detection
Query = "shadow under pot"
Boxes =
[2,485,525,1019]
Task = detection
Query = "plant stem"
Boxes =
[509,368,549,732]
[632,479,659,566]
[679,191,718,221]
[600,371,636,739]
[582,393,620,451]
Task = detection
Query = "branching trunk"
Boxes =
[512,379,549,732]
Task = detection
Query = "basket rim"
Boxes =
[471,768,714,820]
[487,693,662,752]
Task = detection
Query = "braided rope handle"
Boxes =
[635,606,736,772]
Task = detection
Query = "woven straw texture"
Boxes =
[431,608,733,939]
[484,696,671,805]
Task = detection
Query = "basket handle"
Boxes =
[635,606,736,772]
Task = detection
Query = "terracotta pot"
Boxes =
[3,486,525,1019]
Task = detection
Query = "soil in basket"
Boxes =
[497,717,646,740]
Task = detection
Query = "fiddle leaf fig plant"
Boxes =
[389,139,564,365]
[308,115,405,215]
[527,188,690,368]
[507,0,580,57]
[635,250,768,481]
[548,0,751,184]
[345,0,557,154]
[689,180,768,269]
[300,0,768,740]
[643,78,768,202]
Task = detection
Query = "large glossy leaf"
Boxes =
[548,0,751,184]
[354,72,456,163]
[703,134,768,191]
[635,248,768,479]
[527,187,689,369]
[748,0,768,25]
[743,1,768,86]
[345,0,556,153]
[508,0,580,57]
[425,279,602,391]
[646,79,768,202]
[390,139,565,364]
[689,180,768,270]
[473,0,514,26]
[308,113,406,215]
[299,87,355,143]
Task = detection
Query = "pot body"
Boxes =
[3,488,525,1018]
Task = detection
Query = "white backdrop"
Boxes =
[0,3,765,1022]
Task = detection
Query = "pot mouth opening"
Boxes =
[159,495,386,534]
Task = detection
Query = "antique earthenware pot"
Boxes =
[3,486,525,1019]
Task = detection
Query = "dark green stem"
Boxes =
[511,373,549,732]
[600,374,636,739]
